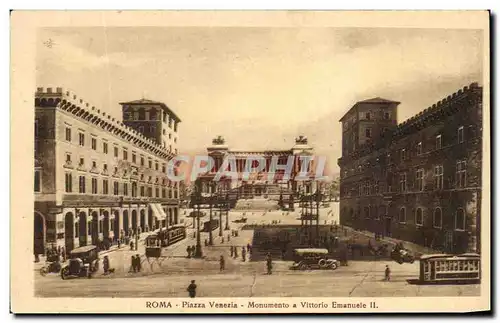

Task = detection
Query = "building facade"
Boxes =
[194,135,318,210]
[338,83,482,254]
[34,87,182,255]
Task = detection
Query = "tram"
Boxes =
[419,253,480,283]
[145,225,187,258]
[202,219,220,232]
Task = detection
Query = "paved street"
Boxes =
[34,203,480,298]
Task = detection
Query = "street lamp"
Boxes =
[224,192,230,231]
[218,182,223,237]
[208,183,214,246]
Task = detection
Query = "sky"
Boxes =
[36,27,483,175]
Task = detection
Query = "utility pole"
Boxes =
[208,183,214,246]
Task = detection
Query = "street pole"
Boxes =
[209,189,213,245]
[224,193,230,231]
[195,204,203,258]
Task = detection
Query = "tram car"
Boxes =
[419,253,480,283]
[202,219,220,232]
[145,225,187,258]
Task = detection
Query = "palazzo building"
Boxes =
[338,83,483,254]
[34,87,182,254]
[194,135,318,210]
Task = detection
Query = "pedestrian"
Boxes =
[130,255,136,273]
[230,246,234,258]
[130,240,134,250]
[266,253,273,275]
[385,265,391,281]
[136,254,142,272]
[186,246,191,258]
[234,247,238,259]
[187,280,197,298]
[220,255,225,272]
[103,255,110,275]
[246,243,251,254]
[227,234,231,242]
[221,237,224,244]
[242,247,246,262]
[117,238,121,249]
[61,247,66,262]
[204,239,208,247]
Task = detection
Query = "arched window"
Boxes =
[415,208,424,226]
[455,208,465,231]
[433,208,442,228]
[399,207,406,223]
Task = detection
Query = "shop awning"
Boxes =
[149,203,167,220]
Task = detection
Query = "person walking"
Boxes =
[385,265,391,281]
[266,252,273,275]
[103,255,110,275]
[219,255,225,272]
[234,247,238,259]
[230,246,234,258]
[227,234,231,242]
[130,255,136,273]
[136,254,142,272]
[187,280,197,298]
[129,240,134,251]
[241,247,246,262]
[61,246,66,262]
[187,245,192,258]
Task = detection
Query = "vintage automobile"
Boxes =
[290,248,339,271]
[233,217,248,223]
[39,253,62,276]
[60,245,100,279]
[391,244,415,264]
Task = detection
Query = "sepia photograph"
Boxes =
[10,10,490,313]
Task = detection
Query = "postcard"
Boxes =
[10,10,490,313]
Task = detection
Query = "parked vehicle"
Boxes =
[290,248,339,271]
[60,245,100,279]
[391,243,415,264]
[39,253,62,276]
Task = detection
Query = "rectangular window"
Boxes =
[147,187,153,197]
[132,183,137,197]
[365,128,372,138]
[384,112,390,120]
[123,149,128,161]
[79,176,86,193]
[79,132,85,146]
[34,170,41,192]
[92,161,97,169]
[91,178,98,194]
[79,157,84,166]
[148,159,152,169]
[132,153,137,164]
[162,164,166,173]
[66,153,71,163]
[416,169,424,191]
[114,146,119,157]
[169,189,173,199]
[103,142,108,154]
[174,190,178,199]
[399,173,407,192]
[65,173,72,193]
[123,183,128,196]
[399,208,406,223]
[365,112,371,120]
[458,126,465,143]
[455,208,465,231]
[434,165,444,190]
[91,137,97,150]
[65,127,71,142]
[103,163,108,172]
[155,162,159,171]
[162,189,166,198]
[140,156,144,166]
[436,135,442,150]
[103,179,109,195]
[140,186,145,197]
[417,142,422,155]
[456,160,467,188]
[113,182,119,195]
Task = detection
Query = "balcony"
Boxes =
[63,160,74,169]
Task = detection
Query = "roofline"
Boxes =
[338,100,401,122]
[119,101,182,123]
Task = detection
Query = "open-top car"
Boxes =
[390,243,415,264]
[290,248,339,271]
[61,245,100,279]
